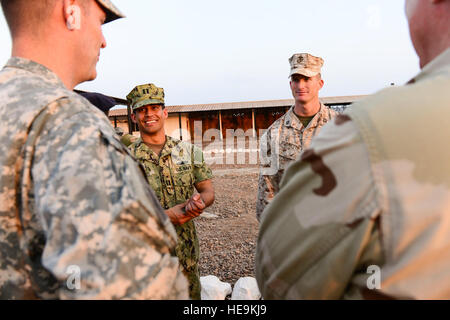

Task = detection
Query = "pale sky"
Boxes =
[0,0,420,106]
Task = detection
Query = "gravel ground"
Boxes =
[195,165,260,286]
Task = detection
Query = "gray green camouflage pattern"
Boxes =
[256,104,337,221]
[256,48,450,299]
[129,136,213,300]
[0,57,188,299]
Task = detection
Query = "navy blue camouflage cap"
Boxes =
[96,0,125,24]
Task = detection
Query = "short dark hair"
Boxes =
[2,0,90,37]
[1,0,57,36]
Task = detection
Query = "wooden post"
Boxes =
[252,108,256,138]
[179,112,183,141]
[219,110,223,141]
[127,103,132,134]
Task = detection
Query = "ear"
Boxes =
[163,108,168,119]
[131,112,137,124]
[318,79,324,90]
[63,0,81,31]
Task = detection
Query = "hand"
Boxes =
[165,202,187,226]
[185,194,206,218]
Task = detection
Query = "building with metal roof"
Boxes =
[107,95,367,142]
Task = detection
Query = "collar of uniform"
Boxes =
[133,137,162,164]
[284,106,302,130]
[407,47,450,85]
[159,135,180,159]
[133,138,155,162]
[134,135,180,161]
[4,57,66,88]
[284,103,326,130]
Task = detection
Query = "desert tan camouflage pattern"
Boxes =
[256,104,337,221]
[289,53,324,78]
[96,0,125,24]
[256,48,450,300]
[0,57,189,300]
[129,136,213,300]
[126,83,165,111]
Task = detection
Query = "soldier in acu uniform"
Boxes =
[256,53,337,221]
[0,0,188,299]
[256,0,450,299]
[127,83,215,300]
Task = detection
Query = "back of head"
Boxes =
[1,0,57,37]
[1,0,125,89]
[405,0,450,68]
[1,0,124,37]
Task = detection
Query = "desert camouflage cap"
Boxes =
[96,0,125,24]
[127,84,165,111]
[289,53,324,78]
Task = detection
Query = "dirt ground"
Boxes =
[195,164,260,286]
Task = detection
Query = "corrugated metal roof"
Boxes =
[109,108,128,117]
[166,95,367,113]
[108,95,367,117]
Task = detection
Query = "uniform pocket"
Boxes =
[279,141,300,160]
[177,170,194,186]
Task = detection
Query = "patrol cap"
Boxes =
[289,53,324,78]
[127,84,165,111]
[96,0,125,24]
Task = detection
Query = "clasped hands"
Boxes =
[165,194,206,225]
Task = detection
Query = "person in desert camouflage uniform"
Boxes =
[0,0,188,299]
[256,53,337,222]
[256,0,450,300]
[127,83,215,300]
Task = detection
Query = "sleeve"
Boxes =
[256,115,384,299]
[32,104,189,300]
[256,129,280,222]
[191,144,213,183]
